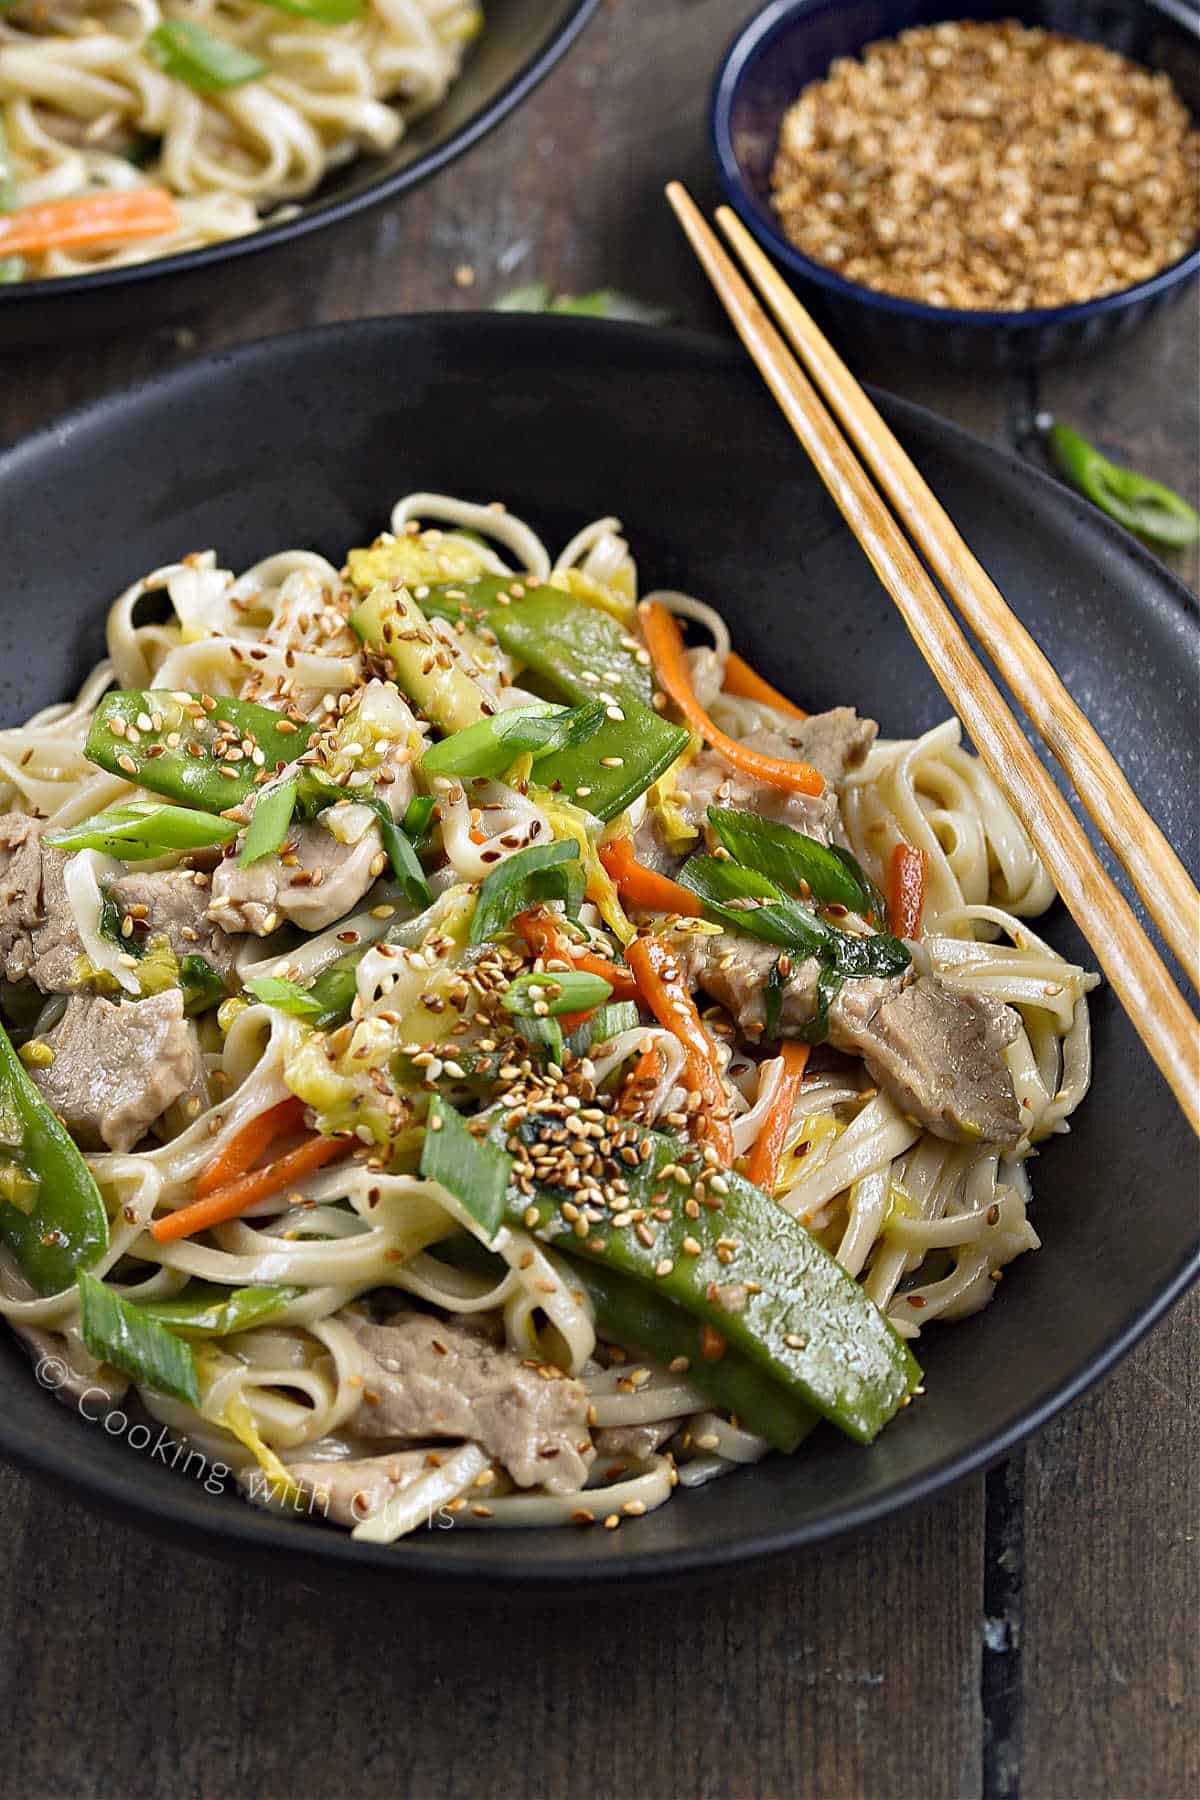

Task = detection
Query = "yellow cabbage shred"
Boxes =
[537,794,635,945]
[345,533,493,594]
[545,567,637,625]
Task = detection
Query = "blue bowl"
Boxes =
[711,0,1200,368]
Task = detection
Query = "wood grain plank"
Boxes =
[1021,1290,1199,1800]
[0,1456,981,1800]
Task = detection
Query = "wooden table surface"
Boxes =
[0,5,1195,1796]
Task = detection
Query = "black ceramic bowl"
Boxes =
[0,0,596,348]
[711,0,1200,368]
[0,315,1196,1586]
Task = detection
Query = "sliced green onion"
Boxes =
[239,775,298,867]
[502,968,613,1018]
[420,1094,511,1243]
[680,856,910,978]
[139,1280,300,1337]
[564,998,640,1059]
[46,801,238,861]
[255,0,363,18]
[244,975,324,1019]
[77,1271,200,1405]
[494,284,672,324]
[510,1012,564,1064]
[402,794,436,844]
[1048,422,1200,549]
[706,806,883,918]
[147,20,266,92]
[763,954,786,1041]
[358,797,431,910]
[420,701,607,783]
[469,839,583,945]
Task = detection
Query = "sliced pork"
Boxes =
[675,711,876,850]
[108,868,239,979]
[207,818,387,937]
[29,990,206,1152]
[0,813,85,993]
[343,1311,594,1493]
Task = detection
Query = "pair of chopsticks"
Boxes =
[665,182,1200,1137]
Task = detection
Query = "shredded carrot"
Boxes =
[599,837,703,917]
[744,1042,811,1192]
[194,1097,306,1199]
[150,1132,351,1244]
[639,602,823,796]
[888,843,928,940]
[722,652,808,720]
[0,188,179,256]
[625,934,735,1163]
[514,907,638,1001]
[468,827,488,845]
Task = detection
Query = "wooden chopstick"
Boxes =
[664,181,1200,1136]
[715,202,1200,999]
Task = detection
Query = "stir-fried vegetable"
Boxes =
[494,284,672,324]
[181,955,227,1015]
[77,1272,200,1405]
[0,189,179,257]
[243,976,325,1021]
[514,906,638,1000]
[239,775,299,867]
[0,1021,108,1295]
[599,836,703,916]
[745,1042,811,1191]
[707,806,883,919]
[350,586,490,733]
[85,690,313,812]
[1048,421,1200,549]
[640,603,825,796]
[721,652,808,719]
[45,801,238,860]
[257,0,363,17]
[146,20,265,91]
[625,935,735,1163]
[888,843,928,940]
[138,1280,301,1337]
[502,968,613,1019]
[420,701,607,782]
[150,1131,351,1244]
[469,840,583,945]
[500,1119,920,1444]
[680,855,909,971]
[195,1096,306,1198]
[420,1094,511,1241]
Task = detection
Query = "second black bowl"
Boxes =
[712,0,1200,368]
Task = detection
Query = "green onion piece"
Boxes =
[139,1280,301,1336]
[470,839,583,945]
[358,797,431,909]
[1048,422,1200,549]
[77,1271,200,1405]
[402,794,436,844]
[564,998,639,1059]
[502,968,613,1018]
[239,775,298,867]
[707,806,883,918]
[511,1011,564,1064]
[419,701,606,783]
[46,801,238,861]
[147,20,266,92]
[180,955,225,1016]
[255,0,362,18]
[244,975,324,1019]
[763,954,786,1041]
[420,1094,512,1243]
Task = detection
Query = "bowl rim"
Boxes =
[710,0,1200,333]
[0,312,1196,1584]
[0,0,599,308]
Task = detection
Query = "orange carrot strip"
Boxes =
[639,603,823,796]
[599,837,703,917]
[722,651,808,720]
[619,1043,664,1116]
[193,1096,306,1199]
[625,934,735,1163]
[514,907,638,1002]
[888,843,928,940]
[744,1042,811,1192]
[150,1133,351,1244]
[0,188,179,256]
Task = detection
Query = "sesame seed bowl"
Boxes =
[711,0,1200,369]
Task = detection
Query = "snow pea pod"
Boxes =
[45,800,238,860]
[85,690,314,812]
[0,1021,108,1296]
